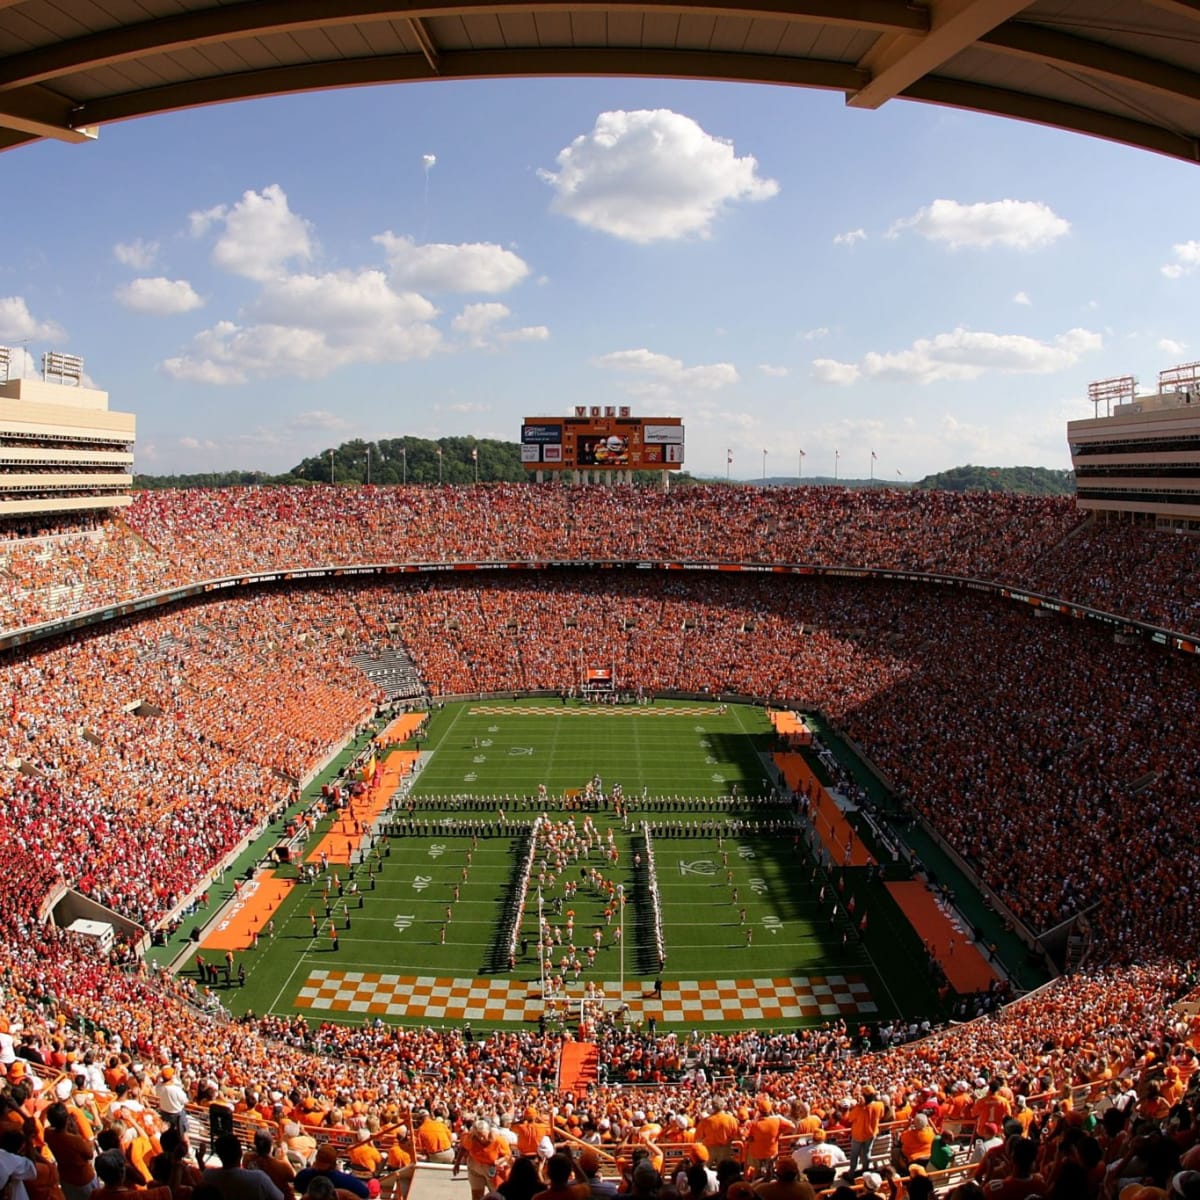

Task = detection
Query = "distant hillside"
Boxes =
[136,444,1074,496]
[914,465,1075,496]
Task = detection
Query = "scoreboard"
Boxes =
[521,407,684,471]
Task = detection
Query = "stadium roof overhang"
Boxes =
[1,0,1199,165]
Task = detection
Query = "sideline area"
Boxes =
[305,750,418,865]
[887,880,1000,993]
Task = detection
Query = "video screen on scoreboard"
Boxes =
[578,434,630,466]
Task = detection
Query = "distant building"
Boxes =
[1070,365,1200,530]
[0,349,134,521]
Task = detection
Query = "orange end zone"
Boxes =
[768,709,813,745]
[306,750,418,866]
[201,871,294,951]
[886,880,999,994]
[774,752,873,867]
[375,713,426,747]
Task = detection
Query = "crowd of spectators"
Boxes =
[0,895,1195,1200]
[0,485,1189,637]
[1,564,1197,962]
[1,484,1197,641]
[0,485,1198,1200]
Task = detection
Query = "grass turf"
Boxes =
[221,700,938,1030]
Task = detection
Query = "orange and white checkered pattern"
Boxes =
[293,971,876,1023]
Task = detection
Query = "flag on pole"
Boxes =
[871,450,877,460]
[727,449,733,464]
[436,447,442,456]
[471,448,478,462]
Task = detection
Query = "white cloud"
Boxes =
[833,229,867,246]
[499,325,549,344]
[812,358,861,385]
[1159,337,1187,356]
[179,436,218,451]
[595,348,739,391]
[538,109,778,243]
[443,401,492,414]
[815,326,1101,386]
[801,326,830,341]
[889,199,1070,250]
[374,234,530,294]
[191,185,314,281]
[452,302,510,338]
[114,277,204,315]
[1161,241,1200,278]
[252,269,436,330]
[162,296,441,384]
[759,364,789,377]
[113,238,159,270]
[0,296,65,343]
[1013,291,1032,306]
[291,410,350,431]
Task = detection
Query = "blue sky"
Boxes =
[1,75,1197,480]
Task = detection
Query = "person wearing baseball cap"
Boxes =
[749,1157,814,1200]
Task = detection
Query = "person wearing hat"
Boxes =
[858,1172,882,1194]
[294,1145,368,1200]
[674,1146,716,1198]
[744,1098,795,1181]
[751,1157,815,1200]
[154,1069,189,1140]
[413,1110,454,1165]
[513,1109,553,1160]
[791,1130,847,1190]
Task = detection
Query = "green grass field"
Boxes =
[220,700,938,1030]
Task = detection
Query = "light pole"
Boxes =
[401,445,407,485]
[365,444,371,486]
[437,447,443,484]
[329,449,335,486]
[762,448,767,483]
[834,450,840,481]
[798,448,805,480]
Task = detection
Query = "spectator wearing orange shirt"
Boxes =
[694,1102,740,1166]
[845,1087,885,1181]
[744,1099,795,1181]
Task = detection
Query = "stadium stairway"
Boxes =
[557,1041,599,1091]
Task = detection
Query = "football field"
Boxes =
[216,700,936,1030]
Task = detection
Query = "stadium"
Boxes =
[2,4,1200,1200]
